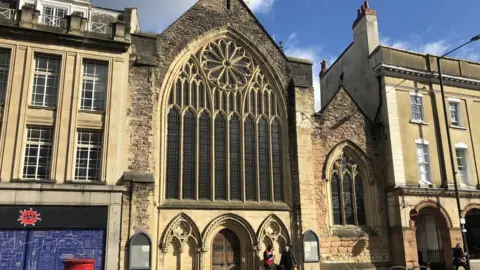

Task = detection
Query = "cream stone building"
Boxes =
[321,2,480,270]
[0,0,138,269]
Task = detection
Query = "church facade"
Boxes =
[122,0,390,269]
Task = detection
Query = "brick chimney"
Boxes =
[352,1,379,55]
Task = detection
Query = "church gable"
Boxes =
[156,0,289,92]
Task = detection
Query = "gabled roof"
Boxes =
[317,83,372,123]
[159,0,288,61]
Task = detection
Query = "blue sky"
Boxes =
[95,0,480,109]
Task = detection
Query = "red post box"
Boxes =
[63,259,96,270]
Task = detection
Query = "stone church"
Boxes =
[122,0,390,269]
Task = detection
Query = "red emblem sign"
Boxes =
[409,209,419,221]
[18,208,42,227]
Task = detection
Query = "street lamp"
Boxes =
[437,34,479,270]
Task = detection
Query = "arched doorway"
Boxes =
[416,207,451,270]
[466,208,480,262]
[212,229,241,270]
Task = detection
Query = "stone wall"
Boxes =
[313,87,390,268]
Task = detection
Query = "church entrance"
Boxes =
[212,229,241,270]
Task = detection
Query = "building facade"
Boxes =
[0,0,138,269]
[321,2,480,269]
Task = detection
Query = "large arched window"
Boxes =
[330,154,366,226]
[165,38,285,202]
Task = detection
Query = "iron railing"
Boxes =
[0,7,15,20]
[88,21,111,35]
[41,14,67,28]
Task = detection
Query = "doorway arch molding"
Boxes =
[462,203,480,217]
[413,200,453,228]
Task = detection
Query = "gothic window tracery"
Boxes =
[165,38,285,202]
[330,154,366,226]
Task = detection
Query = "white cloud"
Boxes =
[419,40,448,55]
[245,0,277,13]
[94,0,278,32]
[284,33,335,111]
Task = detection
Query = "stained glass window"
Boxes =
[259,117,270,201]
[166,108,180,199]
[165,38,286,204]
[272,119,283,201]
[330,154,367,226]
[229,115,241,201]
[215,114,227,200]
[244,117,257,201]
[331,173,342,225]
[199,112,211,200]
[355,174,366,225]
[182,110,196,199]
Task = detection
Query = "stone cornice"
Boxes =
[375,63,480,89]
[388,186,480,198]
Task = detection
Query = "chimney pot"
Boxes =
[364,1,369,9]
[361,5,366,12]
[321,60,327,71]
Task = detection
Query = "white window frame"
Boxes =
[410,92,425,122]
[31,54,60,107]
[0,49,10,104]
[448,98,462,127]
[415,139,432,185]
[455,143,470,186]
[41,5,67,28]
[80,60,108,111]
[22,126,53,180]
[74,130,103,181]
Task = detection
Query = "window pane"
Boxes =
[355,174,366,225]
[215,114,227,200]
[23,127,53,179]
[199,113,211,200]
[0,50,10,103]
[166,109,180,199]
[272,119,283,202]
[75,130,102,181]
[257,91,263,115]
[259,118,270,201]
[456,148,469,185]
[410,96,423,121]
[244,117,257,201]
[81,61,107,111]
[191,82,197,109]
[32,54,60,107]
[331,173,342,225]
[182,111,196,199]
[343,173,354,225]
[229,115,241,201]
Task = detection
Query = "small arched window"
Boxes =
[330,154,366,226]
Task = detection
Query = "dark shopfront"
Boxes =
[0,206,108,270]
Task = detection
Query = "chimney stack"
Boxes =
[352,1,379,54]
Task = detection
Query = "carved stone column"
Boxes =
[198,247,207,270]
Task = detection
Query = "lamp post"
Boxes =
[437,34,479,270]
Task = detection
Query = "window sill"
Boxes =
[78,109,105,115]
[28,105,56,111]
[330,225,377,237]
[11,179,56,184]
[410,120,428,125]
[160,200,291,211]
[450,125,467,130]
[65,180,106,185]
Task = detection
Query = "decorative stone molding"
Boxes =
[412,199,453,228]
[462,203,480,216]
[256,214,291,246]
[201,213,256,250]
[391,186,480,199]
[159,213,201,252]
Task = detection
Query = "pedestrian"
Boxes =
[453,243,468,270]
[263,244,275,269]
[279,245,297,270]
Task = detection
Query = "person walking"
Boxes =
[263,245,275,269]
[279,245,297,270]
[453,243,468,270]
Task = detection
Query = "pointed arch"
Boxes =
[202,214,256,250]
[160,213,202,251]
[256,214,291,245]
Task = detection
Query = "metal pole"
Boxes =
[437,57,470,269]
